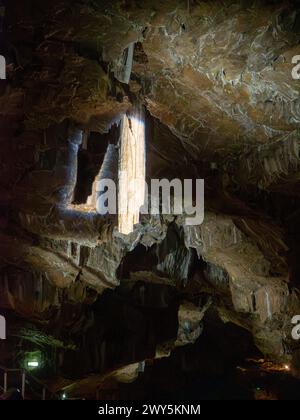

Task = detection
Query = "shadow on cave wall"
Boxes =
[116,313,300,401]
[116,312,261,400]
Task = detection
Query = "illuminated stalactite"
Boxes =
[118,107,146,235]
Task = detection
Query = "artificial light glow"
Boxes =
[62,393,67,400]
[118,107,146,235]
[27,361,39,368]
[284,364,290,371]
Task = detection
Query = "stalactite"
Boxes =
[265,289,272,320]
[205,263,229,286]
[62,130,83,206]
[157,248,193,283]
[230,130,300,189]
[113,43,134,84]
[118,105,146,235]
[0,55,5,79]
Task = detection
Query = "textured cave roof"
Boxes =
[5,0,300,155]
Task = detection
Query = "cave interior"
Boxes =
[1,0,300,401]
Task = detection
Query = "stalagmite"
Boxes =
[118,106,146,235]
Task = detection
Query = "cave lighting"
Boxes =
[27,360,39,368]
[118,107,146,235]
[284,364,290,371]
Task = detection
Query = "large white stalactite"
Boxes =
[118,107,146,235]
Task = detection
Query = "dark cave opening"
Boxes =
[72,125,119,205]
[112,314,264,400]
[117,244,158,280]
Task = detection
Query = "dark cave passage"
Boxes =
[72,126,119,205]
